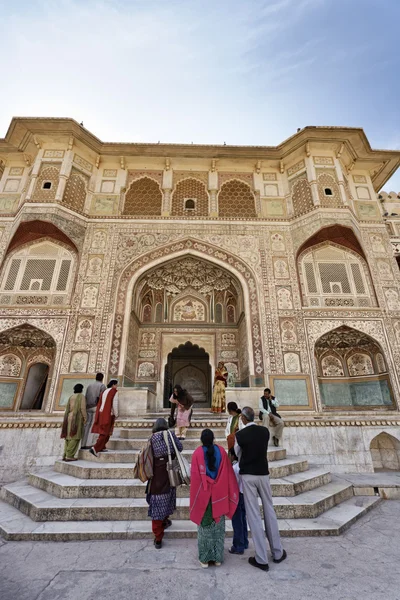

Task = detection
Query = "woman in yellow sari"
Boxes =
[211,362,228,413]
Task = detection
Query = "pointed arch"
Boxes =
[123,176,162,216]
[108,238,264,381]
[171,177,209,217]
[314,325,395,409]
[370,432,400,471]
[218,179,256,218]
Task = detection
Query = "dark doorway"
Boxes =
[163,342,211,408]
[20,362,49,410]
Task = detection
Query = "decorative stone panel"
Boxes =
[63,168,88,212]
[32,164,60,202]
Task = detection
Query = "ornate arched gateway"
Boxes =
[108,239,265,404]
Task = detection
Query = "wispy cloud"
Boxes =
[0,0,399,193]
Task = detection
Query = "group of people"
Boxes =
[147,405,286,571]
[60,373,119,461]
[61,369,286,571]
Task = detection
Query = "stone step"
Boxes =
[0,495,381,541]
[119,428,228,440]
[1,480,350,521]
[28,467,330,499]
[58,454,305,479]
[108,437,229,451]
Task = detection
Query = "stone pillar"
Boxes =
[305,157,320,206]
[55,150,74,202]
[208,170,218,217]
[25,149,44,201]
[162,169,173,216]
[282,172,293,217]
[253,173,263,217]
[334,158,349,206]
[0,160,7,193]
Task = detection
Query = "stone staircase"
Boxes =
[0,413,380,541]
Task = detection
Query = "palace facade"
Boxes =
[1,117,400,480]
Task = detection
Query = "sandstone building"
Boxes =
[0,117,400,480]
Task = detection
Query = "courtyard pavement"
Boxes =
[0,500,399,600]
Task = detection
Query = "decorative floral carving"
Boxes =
[347,353,374,376]
[277,287,293,309]
[0,353,22,377]
[385,289,400,311]
[70,352,89,373]
[321,355,344,377]
[270,233,285,252]
[138,361,155,377]
[75,319,93,343]
[274,259,289,279]
[222,333,236,346]
[280,319,297,344]
[173,298,205,321]
[284,352,300,373]
[82,285,99,308]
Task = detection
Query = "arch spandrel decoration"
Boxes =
[108,238,264,378]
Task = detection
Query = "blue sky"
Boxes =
[1,0,399,190]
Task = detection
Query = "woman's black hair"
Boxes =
[173,384,183,399]
[201,428,216,472]
[152,418,169,434]
[73,383,84,393]
[227,401,241,414]
[107,379,118,388]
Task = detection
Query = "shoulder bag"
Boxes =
[133,437,154,482]
[168,430,191,485]
[163,430,182,487]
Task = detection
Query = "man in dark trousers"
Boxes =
[81,373,106,449]
[234,406,287,571]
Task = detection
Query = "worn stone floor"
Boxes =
[0,500,399,600]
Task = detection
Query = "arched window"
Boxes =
[315,326,394,409]
[299,243,375,308]
[185,198,195,210]
[218,180,256,218]
[171,178,209,216]
[215,303,223,323]
[123,177,162,216]
[155,303,163,323]
[0,241,75,306]
[142,304,152,322]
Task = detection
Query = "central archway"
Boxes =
[112,240,263,406]
[110,239,265,407]
[164,342,211,408]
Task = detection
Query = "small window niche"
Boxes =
[184,198,196,210]
[42,181,52,190]
[324,187,333,196]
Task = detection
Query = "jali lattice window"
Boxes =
[218,180,256,218]
[0,241,74,306]
[299,243,375,308]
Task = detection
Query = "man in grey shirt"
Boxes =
[81,373,106,449]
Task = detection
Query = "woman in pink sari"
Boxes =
[169,385,194,440]
[190,429,239,567]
